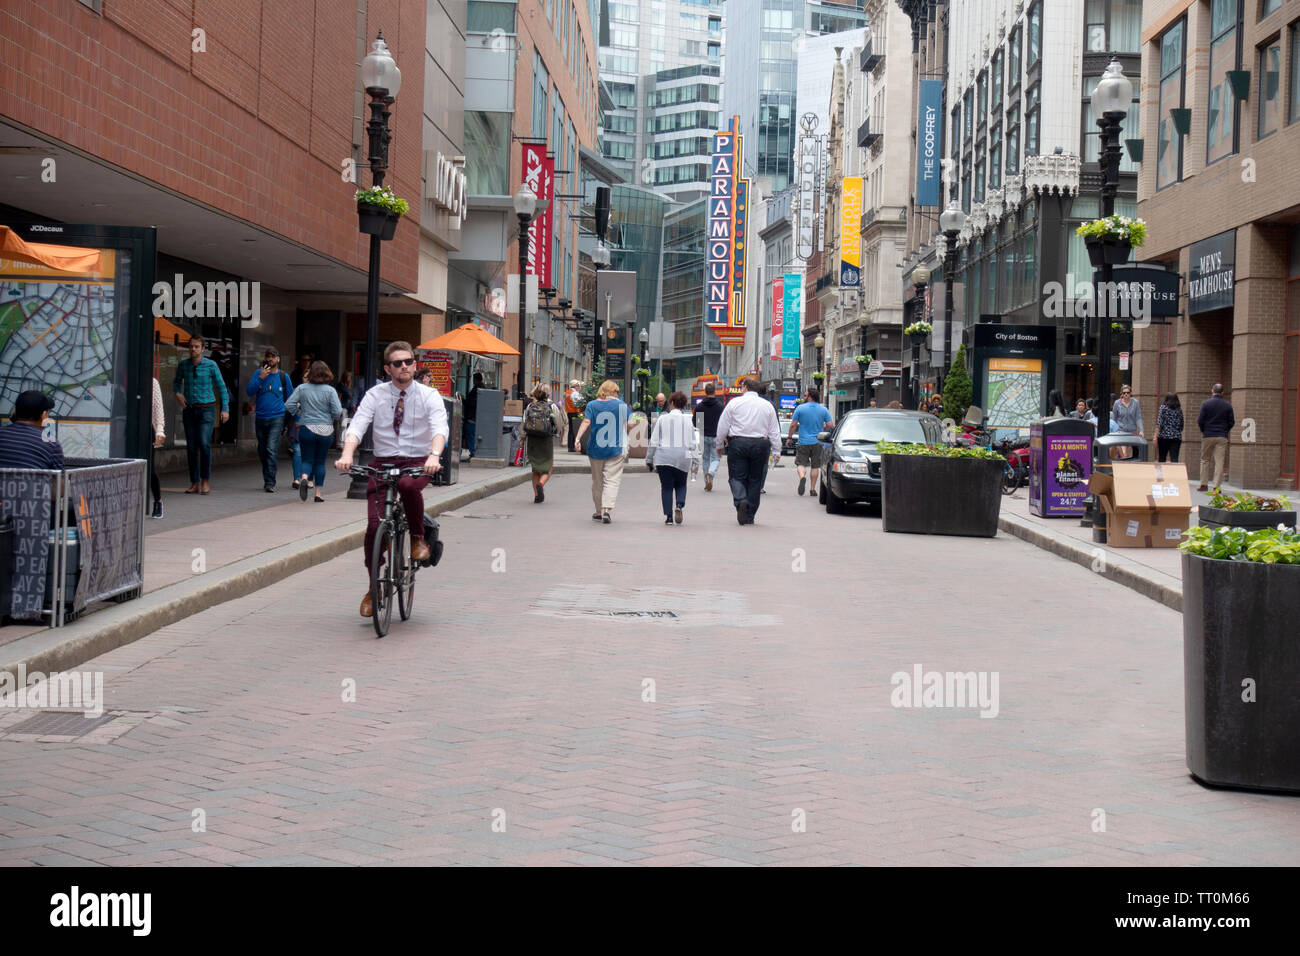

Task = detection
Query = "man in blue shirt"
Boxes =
[572,380,632,523]
[245,345,294,492]
[173,335,230,494]
[0,391,64,471]
[788,387,834,498]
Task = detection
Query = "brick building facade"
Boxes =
[1136,0,1300,489]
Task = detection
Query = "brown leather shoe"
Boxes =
[360,591,373,617]
[410,538,431,562]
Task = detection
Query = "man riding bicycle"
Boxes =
[335,341,448,618]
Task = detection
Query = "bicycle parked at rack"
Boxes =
[349,464,443,638]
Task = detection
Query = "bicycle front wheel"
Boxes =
[370,520,395,638]
[1001,461,1018,495]
[395,528,415,621]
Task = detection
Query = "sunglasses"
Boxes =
[388,357,416,367]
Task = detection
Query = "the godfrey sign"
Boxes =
[1188,230,1235,315]
[915,80,943,208]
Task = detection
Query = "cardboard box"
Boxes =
[1089,462,1192,548]
[503,399,523,417]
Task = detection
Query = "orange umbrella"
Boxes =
[153,315,189,345]
[417,321,519,356]
[0,225,102,274]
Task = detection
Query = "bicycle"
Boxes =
[349,464,441,638]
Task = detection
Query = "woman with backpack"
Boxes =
[524,384,567,503]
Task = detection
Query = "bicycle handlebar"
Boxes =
[348,465,430,481]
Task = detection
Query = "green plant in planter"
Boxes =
[1075,214,1147,246]
[1180,525,1300,563]
[1207,486,1292,512]
[942,344,972,424]
[877,441,1003,461]
[355,185,410,216]
[903,321,932,336]
[855,354,872,364]
[812,371,825,381]
[635,367,651,378]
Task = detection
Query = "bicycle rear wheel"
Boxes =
[1001,461,1018,495]
[395,528,415,621]
[370,520,395,638]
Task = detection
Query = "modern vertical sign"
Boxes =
[798,136,818,259]
[817,135,828,253]
[730,176,749,341]
[782,274,802,359]
[841,177,862,287]
[522,144,554,287]
[771,275,784,360]
[916,79,944,208]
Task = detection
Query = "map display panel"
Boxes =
[985,356,1043,430]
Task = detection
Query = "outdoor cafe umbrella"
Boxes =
[0,224,101,274]
[416,322,520,356]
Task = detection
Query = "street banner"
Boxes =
[706,121,736,338]
[782,274,802,360]
[0,468,53,620]
[521,144,553,287]
[841,176,862,287]
[771,276,784,360]
[916,79,944,207]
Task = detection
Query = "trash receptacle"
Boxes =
[1085,433,1150,540]
[1029,416,1095,517]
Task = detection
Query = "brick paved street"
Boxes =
[1,467,1298,866]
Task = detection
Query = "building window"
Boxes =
[1027,2,1042,70]
[1006,104,1021,174]
[1025,84,1040,155]
[465,111,510,194]
[1263,0,1282,16]
[964,90,973,148]
[467,1,515,32]
[992,50,1003,110]
[977,71,988,130]
[1259,37,1282,138]
[1085,0,1142,55]
[975,155,985,203]
[1207,0,1242,164]
[1157,18,1185,189]
[990,123,1002,189]
[1008,27,1022,90]
[951,107,961,164]
[532,54,549,139]
[1291,24,1300,124]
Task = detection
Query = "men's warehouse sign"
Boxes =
[1188,230,1235,315]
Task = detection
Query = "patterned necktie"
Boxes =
[393,389,406,435]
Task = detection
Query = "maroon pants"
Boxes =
[364,456,431,569]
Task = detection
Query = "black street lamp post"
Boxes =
[348,32,401,500]
[857,311,870,407]
[814,333,825,397]
[1091,57,1133,440]
[591,239,609,372]
[638,327,649,413]
[939,200,968,388]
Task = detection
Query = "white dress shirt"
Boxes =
[646,408,698,472]
[346,380,449,458]
[715,391,782,450]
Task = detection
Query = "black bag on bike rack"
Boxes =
[421,514,444,567]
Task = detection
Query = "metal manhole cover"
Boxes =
[610,610,679,619]
[7,711,118,737]
[529,585,779,627]
[444,513,511,519]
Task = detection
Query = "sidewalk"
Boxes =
[0,450,592,673]
[996,478,1289,612]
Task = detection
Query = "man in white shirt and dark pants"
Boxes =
[716,377,783,525]
[336,341,448,617]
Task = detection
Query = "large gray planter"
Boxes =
[1182,551,1300,792]
[881,454,1003,537]
[1197,506,1296,531]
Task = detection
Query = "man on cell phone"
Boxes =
[335,342,448,618]
[245,346,294,492]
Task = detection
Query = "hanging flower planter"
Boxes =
[1077,215,1146,268]
[355,185,410,241]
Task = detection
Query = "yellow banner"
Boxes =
[989,357,1042,373]
[841,177,862,268]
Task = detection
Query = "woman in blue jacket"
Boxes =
[285,361,344,502]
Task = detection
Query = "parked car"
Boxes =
[819,408,946,514]
[778,411,796,457]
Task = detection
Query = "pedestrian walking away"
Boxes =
[149,377,165,518]
[647,391,698,525]
[790,387,834,498]
[692,382,725,491]
[285,361,344,502]
[1109,385,1143,459]
[1196,383,1235,490]
[565,380,583,453]
[1156,393,1184,464]
[573,380,632,523]
[524,385,567,503]
[173,335,230,494]
[717,377,783,525]
[245,345,294,492]
[335,341,447,617]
